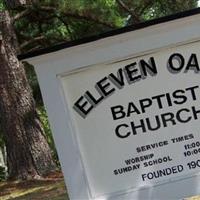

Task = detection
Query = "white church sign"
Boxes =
[21,8,200,200]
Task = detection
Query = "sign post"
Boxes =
[21,9,200,200]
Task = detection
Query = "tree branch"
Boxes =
[39,6,116,28]
[63,12,116,28]
[116,0,141,23]
[38,6,55,12]
[4,0,36,10]
[139,0,154,15]
[116,0,133,15]
[56,16,74,40]
[24,45,42,52]
[14,9,30,21]
[11,5,117,28]
[20,35,45,49]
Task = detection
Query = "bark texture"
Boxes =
[0,11,56,180]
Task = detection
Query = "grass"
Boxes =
[186,196,200,200]
[0,172,69,200]
[1,173,199,200]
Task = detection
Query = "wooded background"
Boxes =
[0,0,199,181]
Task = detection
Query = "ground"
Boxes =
[0,172,200,200]
[0,171,69,200]
[187,197,200,200]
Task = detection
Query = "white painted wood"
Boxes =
[24,13,200,200]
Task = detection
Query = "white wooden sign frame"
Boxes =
[23,9,200,200]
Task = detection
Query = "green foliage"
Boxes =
[145,0,198,19]
[12,0,199,53]
[121,0,198,25]
[0,0,5,11]
[24,62,42,104]
[0,124,5,150]
[0,134,4,150]
[13,0,124,53]
[0,166,6,181]
[37,106,59,166]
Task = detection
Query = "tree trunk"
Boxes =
[0,11,56,180]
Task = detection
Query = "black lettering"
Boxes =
[111,105,126,120]
[165,93,173,107]
[73,96,93,118]
[146,116,161,131]
[192,106,200,120]
[96,77,115,97]
[168,53,185,72]
[84,90,104,106]
[114,170,118,175]
[173,90,187,104]
[124,62,141,83]
[185,85,199,101]
[108,68,125,89]
[139,98,152,113]
[161,112,176,127]
[176,108,191,123]
[185,54,200,72]
[127,102,140,117]
[152,94,165,109]
[140,57,157,77]
[115,124,131,138]
[131,120,146,135]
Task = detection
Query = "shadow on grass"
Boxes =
[5,182,69,200]
[0,179,69,200]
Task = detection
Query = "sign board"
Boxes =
[22,9,200,200]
